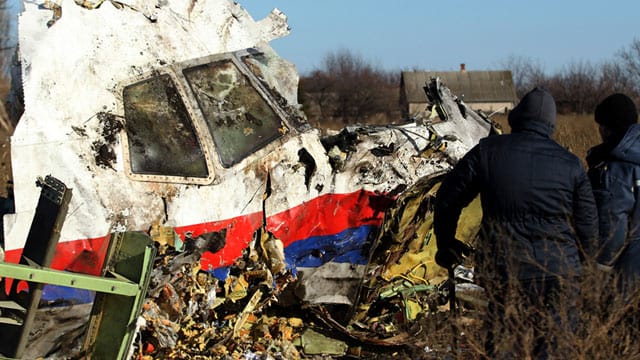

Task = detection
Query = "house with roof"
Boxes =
[400,64,517,120]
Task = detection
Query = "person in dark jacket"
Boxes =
[434,87,598,359]
[586,93,640,294]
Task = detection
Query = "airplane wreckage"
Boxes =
[0,0,496,358]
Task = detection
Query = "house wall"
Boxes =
[466,101,514,114]
[408,103,430,119]
[405,101,513,120]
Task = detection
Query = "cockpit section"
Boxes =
[120,50,292,184]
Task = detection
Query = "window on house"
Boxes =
[123,74,209,178]
[183,60,285,167]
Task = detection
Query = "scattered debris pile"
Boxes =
[3,1,498,358]
[138,226,299,358]
[136,173,487,359]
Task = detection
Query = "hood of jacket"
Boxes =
[611,123,640,164]
[508,87,556,137]
[588,123,640,167]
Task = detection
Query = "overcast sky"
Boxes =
[240,0,640,75]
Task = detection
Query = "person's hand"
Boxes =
[435,239,472,269]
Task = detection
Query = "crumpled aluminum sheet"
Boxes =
[134,180,487,359]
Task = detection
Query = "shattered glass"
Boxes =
[242,52,309,131]
[123,75,209,178]
[184,60,286,167]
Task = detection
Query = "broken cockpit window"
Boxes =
[184,60,286,168]
[122,75,209,180]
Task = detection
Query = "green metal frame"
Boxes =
[82,231,157,359]
[0,261,141,296]
[0,234,156,360]
[0,175,74,358]
[0,176,158,359]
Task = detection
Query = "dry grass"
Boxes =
[445,261,640,359]
[368,239,639,359]
[492,113,601,165]
[344,113,615,359]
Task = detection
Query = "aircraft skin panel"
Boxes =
[3,0,493,309]
[4,189,384,303]
[6,0,295,251]
[5,189,385,271]
[284,226,376,268]
[267,190,388,248]
[4,129,327,250]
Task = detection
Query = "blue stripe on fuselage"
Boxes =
[40,225,376,302]
[284,225,374,268]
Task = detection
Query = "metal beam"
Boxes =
[0,262,140,296]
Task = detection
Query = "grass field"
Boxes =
[492,113,601,165]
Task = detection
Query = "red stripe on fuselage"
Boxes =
[174,212,263,270]
[3,190,392,290]
[266,190,390,247]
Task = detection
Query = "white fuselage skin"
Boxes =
[4,0,489,283]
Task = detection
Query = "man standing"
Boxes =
[434,87,598,358]
[586,93,640,293]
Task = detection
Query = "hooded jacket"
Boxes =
[434,88,598,281]
[587,123,640,288]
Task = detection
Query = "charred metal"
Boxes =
[0,0,493,358]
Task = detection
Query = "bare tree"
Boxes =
[550,61,601,114]
[300,49,399,126]
[501,51,640,114]
[0,0,20,133]
[599,60,637,99]
[616,38,640,103]
[305,38,640,124]
[299,70,335,123]
[323,49,381,122]
[500,55,547,98]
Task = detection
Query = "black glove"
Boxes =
[435,239,472,269]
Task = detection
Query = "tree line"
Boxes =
[300,39,640,126]
[1,1,638,129]
[299,50,401,128]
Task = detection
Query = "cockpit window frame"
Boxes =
[182,56,289,168]
[117,49,295,185]
[119,69,215,185]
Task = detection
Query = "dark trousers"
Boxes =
[483,276,578,360]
